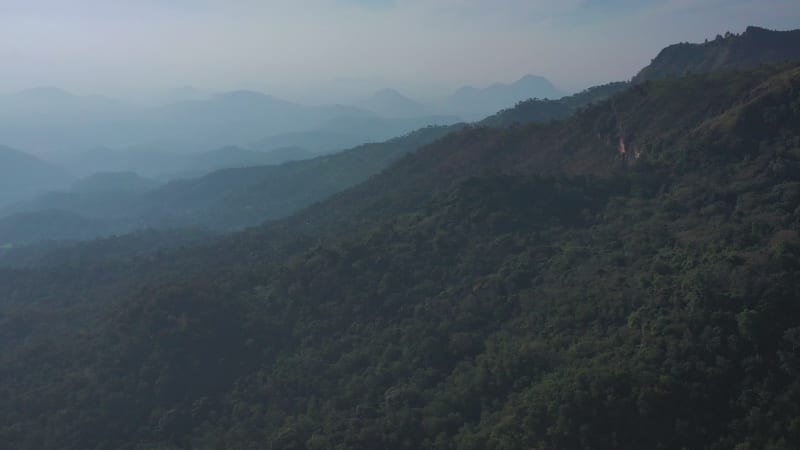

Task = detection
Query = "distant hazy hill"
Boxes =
[0,89,136,152]
[357,88,433,118]
[0,87,448,154]
[139,90,374,150]
[448,74,566,119]
[0,87,127,117]
[69,172,158,194]
[167,146,315,179]
[252,131,368,155]
[0,146,71,208]
[634,26,800,82]
[58,145,315,180]
[253,114,462,154]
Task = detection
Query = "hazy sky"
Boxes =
[1,0,798,100]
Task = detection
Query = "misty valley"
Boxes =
[1,13,800,450]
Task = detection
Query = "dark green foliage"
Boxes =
[1,61,800,449]
[0,228,217,268]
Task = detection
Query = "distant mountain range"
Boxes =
[354,76,567,121]
[0,125,459,244]
[0,87,459,155]
[57,145,316,180]
[347,75,567,124]
[69,172,158,195]
[0,73,566,156]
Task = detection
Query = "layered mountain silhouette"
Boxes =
[3,26,799,248]
[0,87,458,154]
[55,144,315,180]
[0,125,459,244]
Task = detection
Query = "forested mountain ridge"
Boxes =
[633,26,800,83]
[275,61,800,239]
[1,58,799,449]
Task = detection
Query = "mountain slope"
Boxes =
[1,60,799,449]
[633,26,800,83]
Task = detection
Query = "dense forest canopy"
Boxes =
[1,24,800,450]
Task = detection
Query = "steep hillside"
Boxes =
[633,26,800,83]
[1,61,799,449]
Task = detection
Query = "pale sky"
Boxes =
[1,0,798,100]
